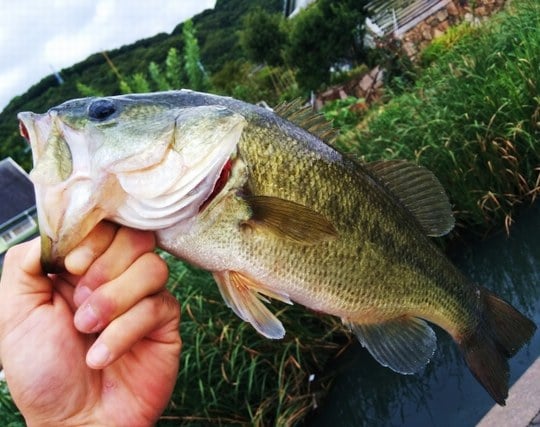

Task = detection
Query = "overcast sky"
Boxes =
[0,0,216,111]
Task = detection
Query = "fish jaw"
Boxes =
[33,175,120,273]
[19,111,124,272]
[19,100,247,272]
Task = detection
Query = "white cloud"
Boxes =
[0,0,215,111]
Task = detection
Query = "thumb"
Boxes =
[0,237,52,309]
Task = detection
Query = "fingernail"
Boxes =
[74,303,100,332]
[87,342,111,368]
[74,286,92,307]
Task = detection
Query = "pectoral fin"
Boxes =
[344,316,437,374]
[213,270,291,339]
[243,195,337,244]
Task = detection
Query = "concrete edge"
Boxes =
[477,356,540,427]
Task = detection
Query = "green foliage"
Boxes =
[165,48,183,89]
[285,0,368,91]
[148,255,348,425]
[194,0,282,74]
[368,36,417,94]
[419,22,476,67]
[212,60,301,105]
[183,20,210,91]
[87,24,207,96]
[0,379,23,426]
[339,0,540,232]
[321,96,367,133]
[329,63,369,86]
[148,62,171,91]
[76,82,103,97]
[239,7,287,66]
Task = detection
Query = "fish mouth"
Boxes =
[18,111,111,273]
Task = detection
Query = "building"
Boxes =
[0,157,38,267]
[283,0,316,17]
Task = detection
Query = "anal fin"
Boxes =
[345,316,437,374]
[213,271,291,339]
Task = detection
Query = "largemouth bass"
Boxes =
[18,90,535,405]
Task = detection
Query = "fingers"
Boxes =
[2,237,41,281]
[71,227,157,306]
[64,221,119,277]
[74,252,169,334]
[0,238,50,299]
[86,290,181,369]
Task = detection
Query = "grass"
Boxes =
[158,255,349,425]
[0,380,23,427]
[336,0,540,234]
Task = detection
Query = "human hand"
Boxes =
[0,223,181,426]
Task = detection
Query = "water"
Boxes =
[308,202,540,427]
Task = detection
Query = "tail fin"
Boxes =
[459,288,536,405]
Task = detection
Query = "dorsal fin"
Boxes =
[274,99,338,144]
[366,160,455,237]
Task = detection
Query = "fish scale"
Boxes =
[17,90,536,405]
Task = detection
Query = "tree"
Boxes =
[285,0,368,90]
[240,8,287,66]
[183,20,210,91]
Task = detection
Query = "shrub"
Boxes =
[339,0,540,233]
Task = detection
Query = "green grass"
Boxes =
[158,255,349,425]
[337,0,540,233]
[0,380,23,426]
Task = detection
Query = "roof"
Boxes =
[366,0,450,37]
[0,157,36,227]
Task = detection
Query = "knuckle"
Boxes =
[154,291,181,319]
[142,252,169,284]
[123,227,156,252]
[91,291,117,322]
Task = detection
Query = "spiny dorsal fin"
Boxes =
[243,195,338,244]
[366,160,455,237]
[274,99,338,144]
[344,316,437,374]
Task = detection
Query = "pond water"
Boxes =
[308,202,540,427]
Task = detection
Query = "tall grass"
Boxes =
[159,255,349,425]
[0,380,23,426]
[338,0,540,233]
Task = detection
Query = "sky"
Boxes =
[0,0,216,111]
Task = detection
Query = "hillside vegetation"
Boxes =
[0,0,283,170]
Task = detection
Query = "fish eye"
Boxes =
[88,99,117,121]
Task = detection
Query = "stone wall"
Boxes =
[314,66,384,110]
[402,0,507,58]
[314,0,508,110]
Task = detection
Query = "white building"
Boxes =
[0,157,38,267]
